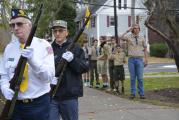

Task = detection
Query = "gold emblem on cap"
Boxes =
[18,10,25,16]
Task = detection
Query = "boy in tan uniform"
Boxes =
[89,39,100,88]
[111,45,126,93]
[98,36,109,88]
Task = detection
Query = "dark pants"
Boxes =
[108,60,114,89]
[90,60,99,86]
[113,65,125,91]
[49,99,78,120]
[11,93,50,120]
[113,65,125,81]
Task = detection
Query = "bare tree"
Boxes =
[0,0,11,51]
[145,0,179,72]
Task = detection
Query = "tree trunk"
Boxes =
[171,41,179,72]
[173,51,179,72]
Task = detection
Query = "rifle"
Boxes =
[0,4,43,120]
[51,13,91,98]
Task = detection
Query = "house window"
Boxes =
[118,0,121,9]
[107,16,115,27]
[124,0,127,9]
[110,16,115,26]
[91,17,96,28]
[136,16,139,24]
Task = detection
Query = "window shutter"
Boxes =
[107,16,109,27]
[124,0,127,9]
[128,16,131,27]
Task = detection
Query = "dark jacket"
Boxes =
[51,39,89,101]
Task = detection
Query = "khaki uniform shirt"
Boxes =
[125,34,147,57]
[89,46,98,60]
[113,52,126,66]
[98,44,109,61]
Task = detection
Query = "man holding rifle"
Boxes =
[0,9,55,120]
[49,20,89,120]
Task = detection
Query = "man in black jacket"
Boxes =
[49,20,89,120]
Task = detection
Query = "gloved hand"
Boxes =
[51,77,58,85]
[21,46,39,71]
[1,85,14,100]
[62,51,74,62]
[21,47,34,59]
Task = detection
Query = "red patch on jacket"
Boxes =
[46,46,53,54]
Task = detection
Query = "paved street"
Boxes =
[79,87,179,120]
[124,63,177,74]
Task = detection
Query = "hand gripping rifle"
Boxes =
[50,13,91,98]
[0,4,43,120]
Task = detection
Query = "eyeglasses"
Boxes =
[9,22,27,28]
[53,29,66,33]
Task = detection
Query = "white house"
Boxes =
[75,0,148,46]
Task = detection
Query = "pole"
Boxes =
[131,0,136,25]
[114,0,119,45]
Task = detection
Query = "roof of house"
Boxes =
[74,0,107,22]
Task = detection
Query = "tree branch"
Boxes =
[145,2,170,43]
[165,16,179,38]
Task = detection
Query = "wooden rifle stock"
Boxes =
[50,13,92,98]
[0,4,43,120]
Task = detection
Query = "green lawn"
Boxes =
[131,77,179,107]
[95,76,179,107]
[124,77,179,94]
[96,77,179,92]
[144,72,179,76]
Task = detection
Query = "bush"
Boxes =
[150,43,168,57]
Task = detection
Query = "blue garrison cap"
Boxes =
[11,9,30,20]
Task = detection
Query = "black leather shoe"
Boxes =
[129,94,135,99]
[140,95,146,99]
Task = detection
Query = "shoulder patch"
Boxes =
[46,46,53,54]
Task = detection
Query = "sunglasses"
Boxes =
[9,22,27,28]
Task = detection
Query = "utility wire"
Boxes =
[72,0,179,12]
[72,0,147,10]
